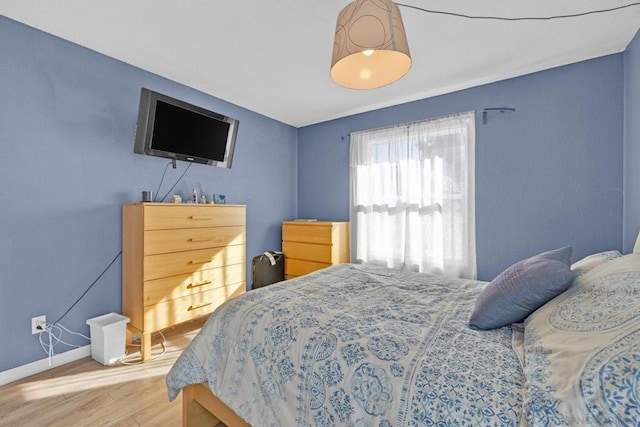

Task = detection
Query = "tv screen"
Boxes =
[133,88,239,168]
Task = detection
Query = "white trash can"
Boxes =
[86,313,130,365]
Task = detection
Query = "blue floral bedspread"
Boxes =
[167,263,524,426]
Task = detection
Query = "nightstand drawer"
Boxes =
[144,226,245,255]
[143,244,245,281]
[143,263,245,306]
[282,223,332,245]
[282,241,331,263]
[143,282,245,331]
[285,258,330,277]
[143,205,245,230]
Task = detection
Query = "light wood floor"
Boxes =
[0,318,216,427]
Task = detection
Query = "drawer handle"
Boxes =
[189,259,211,264]
[189,237,213,243]
[190,216,213,220]
[187,280,212,289]
[188,302,212,311]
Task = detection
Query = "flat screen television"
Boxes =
[133,88,239,168]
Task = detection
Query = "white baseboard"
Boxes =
[0,345,91,387]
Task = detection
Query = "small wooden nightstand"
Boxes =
[281,221,349,279]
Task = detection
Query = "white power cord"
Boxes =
[37,322,168,366]
[38,322,91,366]
[118,331,167,365]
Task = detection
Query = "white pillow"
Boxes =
[570,250,621,276]
[521,253,640,426]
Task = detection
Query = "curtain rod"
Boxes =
[342,110,475,141]
[340,107,516,140]
[482,107,516,125]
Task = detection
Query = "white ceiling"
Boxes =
[1,1,639,127]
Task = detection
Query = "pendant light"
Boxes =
[331,0,411,90]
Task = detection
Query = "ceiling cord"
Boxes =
[397,2,640,21]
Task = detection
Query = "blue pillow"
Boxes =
[469,247,575,330]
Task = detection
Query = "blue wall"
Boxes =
[624,29,640,252]
[298,55,624,281]
[0,17,298,372]
[1,15,635,374]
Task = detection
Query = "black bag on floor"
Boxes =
[251,251,285,289]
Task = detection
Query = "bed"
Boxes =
[166,245,640,426]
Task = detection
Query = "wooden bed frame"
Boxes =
[182,383,250,427]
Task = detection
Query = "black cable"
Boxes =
[397,2,640,21]
[153,161,173,202]
[52,250,123,326]
[50,161,193,327]
[158,162,193,202]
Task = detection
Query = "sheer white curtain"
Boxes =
[350,111,476,279]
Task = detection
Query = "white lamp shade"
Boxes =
[331,0,411,89]
[634,230,640,253]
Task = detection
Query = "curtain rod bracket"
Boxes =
[482,107,516,125]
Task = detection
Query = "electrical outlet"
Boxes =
[31,315,46,335]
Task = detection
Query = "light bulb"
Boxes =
[362,49,374,56]
[360,69,372,80]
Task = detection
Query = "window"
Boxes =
[350,111,476,279]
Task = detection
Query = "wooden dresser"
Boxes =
[122,203,246,360]
[282,221,349,279]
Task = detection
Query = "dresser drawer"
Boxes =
[143,263,245,306]
[144,282,245,331]
[285,258,330,277]
[144,226,245,255]
[143,205,246,230]
[283,241,331,263]
[282,223,332,245]
[143,244,245,281]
